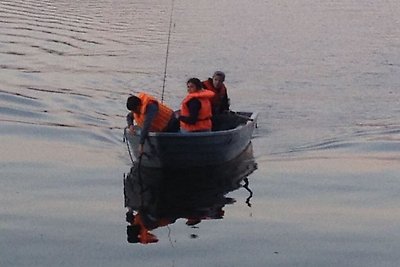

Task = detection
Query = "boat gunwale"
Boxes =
[142,112,258,138]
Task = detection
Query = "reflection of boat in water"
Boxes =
[123,143,257,244]
[124,112,258,168]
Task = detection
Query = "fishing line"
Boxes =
[161,0,175,104]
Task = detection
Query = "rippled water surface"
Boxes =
[1,0,400,266]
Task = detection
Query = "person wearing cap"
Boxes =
[176,78,215,132]
[202,71,230,114]
[126,93,179,155]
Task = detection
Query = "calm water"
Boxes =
[1,0,400,266]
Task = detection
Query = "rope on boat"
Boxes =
[124,127,154,166]
[137,154,145,207]
[124,128,135,165]
[242,177,253,207]
[161,0,175,104]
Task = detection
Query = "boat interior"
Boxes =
[212,111,252,131]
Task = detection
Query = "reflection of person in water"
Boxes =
[126,198,233,244]
[123,143,257,244]
[185,197,234,226]
[126,208,175,244]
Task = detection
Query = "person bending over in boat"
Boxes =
[176,78,215,132]
[126,93,179,154]
[126,209,174,244]
[202,71,230,115]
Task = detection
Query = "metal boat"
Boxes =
[124,111,258,168]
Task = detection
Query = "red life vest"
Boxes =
[133,93,173,132]
[202,79,227,109]
[180,90,214,132]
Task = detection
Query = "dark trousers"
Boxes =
[164,116,180,132]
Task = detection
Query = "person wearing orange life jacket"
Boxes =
[126,213,159,244]
[202,71,230,114]
[126,93,179,155]
[126,209,174,244]
[177,78,215,132]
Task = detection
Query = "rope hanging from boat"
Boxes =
[243,177,253,207]
[123,128,135,165]
[161,0,175,104]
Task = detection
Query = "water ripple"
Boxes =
[1,0,399,158]
[269,122,400,159]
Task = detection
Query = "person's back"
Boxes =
[126,93,178,155]
[127,93,173,131]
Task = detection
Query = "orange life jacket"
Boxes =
[133,93,173,132]
[180,90,214,132]
[202,79,227,109]
[133,214,159,244]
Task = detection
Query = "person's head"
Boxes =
[126,95,141,112]
[186,78,203,93]
[212,71,225,89]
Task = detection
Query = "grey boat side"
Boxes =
[125,112,258,168]
[124,143,257,211]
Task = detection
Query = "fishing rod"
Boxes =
[161,0,175,104]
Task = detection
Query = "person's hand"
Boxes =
[129,125,135,134]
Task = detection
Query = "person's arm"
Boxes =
[139,101,158,145]
[220,85,230,111]
[126,112,136,133]
[179,98,201,124]
[126,112,134,126]
[220,92,230,112]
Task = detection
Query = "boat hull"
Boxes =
[124,112,257,168]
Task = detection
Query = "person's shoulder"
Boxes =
[148,99,158,105]
[145,100,159,111]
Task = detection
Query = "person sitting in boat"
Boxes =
[176,78,215,132]
[202,71,230,114]
[126,93,179,154]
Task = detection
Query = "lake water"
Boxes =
[1,0,400,266]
